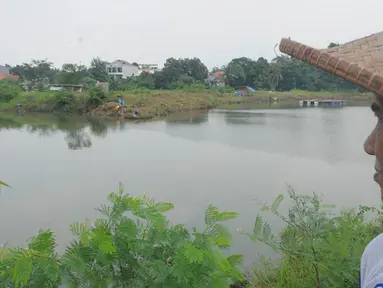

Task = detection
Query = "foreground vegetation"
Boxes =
[0,183,381,287]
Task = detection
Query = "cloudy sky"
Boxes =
[2,0,382,69]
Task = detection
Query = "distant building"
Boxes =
[107,60,139,79]
[95,81,109,93]
[0,65,19,81]
[0,74,19,81]
[137,64,159,75]
[234,86,256,96]
[0,65,9,74]
[49,84,84,92]
[207,71,225,87]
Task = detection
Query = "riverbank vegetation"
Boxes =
[0,184,381,287]
[0,49,374,117]
[4,43,364,93]
[0,78,372,119]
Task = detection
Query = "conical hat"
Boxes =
[279,32,383,97]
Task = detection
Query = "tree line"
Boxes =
[4,42,362,92]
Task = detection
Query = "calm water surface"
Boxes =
[0,105,379,266]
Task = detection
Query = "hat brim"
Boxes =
[279,38,383,97]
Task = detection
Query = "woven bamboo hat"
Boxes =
[279,32,383,98]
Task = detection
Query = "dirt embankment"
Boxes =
[87,92,259,120]
[88,91,373,120]
[1,90,373,120]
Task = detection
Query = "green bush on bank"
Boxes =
[0,79,21,103]
[0,184,381,288]
[87,86,107,106]
[53,90,76,113]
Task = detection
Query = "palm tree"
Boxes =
[268,61,283,91]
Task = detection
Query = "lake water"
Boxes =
[0,104,379,267]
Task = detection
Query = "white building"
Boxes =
[137,64,160,75]
[107,60,139,79]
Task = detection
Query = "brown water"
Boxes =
[0,104,378,266]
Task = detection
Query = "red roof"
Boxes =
[0,74,19,81]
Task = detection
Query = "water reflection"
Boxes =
[0,105,377,267]
[26,125,57,137]
[64,131,92,150]
[165,112,208,125]
[88,118,108,138]
[223,111,266,125]
[0,114,112,150]
[0,106,373,164]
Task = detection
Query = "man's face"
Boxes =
[364,97,383,200]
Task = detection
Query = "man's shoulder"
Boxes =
[364,233,383,256]
[361,233,383,288]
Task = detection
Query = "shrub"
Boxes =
[184,84,207,92]
[246,186,383,288]
[53,90,75,113]
[0,185,243,287]
[1,184,381,287]
[0,79,21,103]
[87,86,107,106]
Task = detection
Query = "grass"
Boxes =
[256,89,374,100]
[0,89,373,120]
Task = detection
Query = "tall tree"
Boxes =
[56,63,89,84]
[89,58,108,82]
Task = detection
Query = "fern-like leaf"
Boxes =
[217,211,238,221]
[154,201,174,213]
[253,215,264,238]
[205,205,220,226]
[0,181,10,188]
[271,194,284,210]
[226,254,243,266]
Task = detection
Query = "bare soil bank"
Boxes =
[88,91,373,120]
[1,90,373,121]
[88,92,260,120]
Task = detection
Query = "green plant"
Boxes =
[0,79,21,103]
[53,90,75,113]
[0,185,243,287]
[246,186,383,288]
[0,230,61,287]
[0,180,10,194]
[0,181,9,188]
[87,86,107,106]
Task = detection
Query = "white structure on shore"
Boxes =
[107,61,160,78]
[107,60,139,79]
[137,64,160,75]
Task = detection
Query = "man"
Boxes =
[361,99,383,287]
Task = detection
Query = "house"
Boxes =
[0,65,19,81]
[137,64,159,75]
[0,74,19,81]
[0,65,9,74]
[49,84,84,92]
[234,86,256,96]
[106,60,139,79]
[207,71,225,87]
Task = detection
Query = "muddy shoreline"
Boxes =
[0,91,374,122]
[86,93,373,121]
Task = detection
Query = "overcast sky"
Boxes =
[2,0,382,69]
